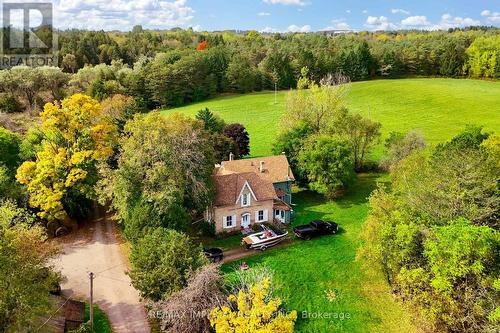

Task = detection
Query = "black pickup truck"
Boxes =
[293,220,339,240]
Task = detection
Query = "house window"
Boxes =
[224,216,234,228]
[258,210,264,222]
[241,193,250,207]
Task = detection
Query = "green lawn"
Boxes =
[222,174,415,333]
[162,78,499,332]
[84,304,112,333]
[163,78,500,158]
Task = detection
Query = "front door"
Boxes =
[241,213,250,228]
[275,209,285,223]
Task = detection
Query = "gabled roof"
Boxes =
[213,172,277,207]
[217,155,295,184]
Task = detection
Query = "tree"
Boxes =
[464,35,499,78]
[129,228,207,301]
[283,76,350,133]
[99,112,214,238]
[100,94,142,132]
[16,94,118,223]
[413,218,499,331]
[62,53,78,73]
[195,108,238,162]
[272,121,314,183]
[197,40,209,51]
[0,127,21,172]
[380,130,426,171]
[153,264,226,333]
[39,66,70,100]
[226,54,258,93]
[212,133,239,163]
[299,135,355,199]
[0,201,60,332]
[335,113,381,171]
[195,108,226,134]
[359,128,500,332]
[223,123,250,157]
[210,277,297,333]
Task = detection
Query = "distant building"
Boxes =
[318,29,352,36]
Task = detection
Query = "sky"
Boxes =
[40,0,500,31]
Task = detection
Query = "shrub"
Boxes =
[129,228,207,301]
[0,95,22,113]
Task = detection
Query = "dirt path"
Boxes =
[53,216,150,333]
[222,239,293,263]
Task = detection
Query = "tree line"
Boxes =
[0,27,499,118]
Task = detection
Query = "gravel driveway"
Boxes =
[53,215,150,333]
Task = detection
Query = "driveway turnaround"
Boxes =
[53,215,150,333]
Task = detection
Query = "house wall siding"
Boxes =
[273,181,293,205]
[212,199,274,233]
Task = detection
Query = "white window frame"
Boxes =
[241,193,250,207]
[256,209,267,222]
[223,215,235,229]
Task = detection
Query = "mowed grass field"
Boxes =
[163,78,499,332]
[223,175,416,333]
[163,78,500,158]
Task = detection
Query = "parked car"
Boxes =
[203,248,224,262]
[293,220,338,240]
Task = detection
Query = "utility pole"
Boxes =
[89,272,94,330]
[274,82,277,105]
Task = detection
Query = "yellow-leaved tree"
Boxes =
[16,94,117,223]
[209,278,297,333]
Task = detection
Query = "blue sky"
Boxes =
[50,0,499,31]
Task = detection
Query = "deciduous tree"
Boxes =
[0,201,60,332]
[99,112,214,238]
[299,135,355,198]
[129,228,207,301]
[223,123,250,157]
[16,94,117,223]
[210,277,297,333]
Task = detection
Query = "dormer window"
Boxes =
[241,193,250,207]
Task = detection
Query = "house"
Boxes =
[206,154,295,234]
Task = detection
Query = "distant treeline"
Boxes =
[0,26,499,111]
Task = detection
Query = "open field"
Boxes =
[222,174,416,333]
[163,78,500,158]
[164,78,499,332]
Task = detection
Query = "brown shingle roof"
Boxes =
[213,172,277,207]
[217,155,295,183]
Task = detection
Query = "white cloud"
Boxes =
[259,24,311,33]
[191,24,202,32]
[401,15,431,27]
[365,16,396,30]
[345,10,351,14]
[52,0,195,31]
[287,24,311,32]
[323,19,350,30]
[433,13,481,29]
[263,0,306,6]
[362,9,368,14]
[391,8,410,15]
[481,9,500,23]
[260,26,278,33]
[258,12,271,16]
